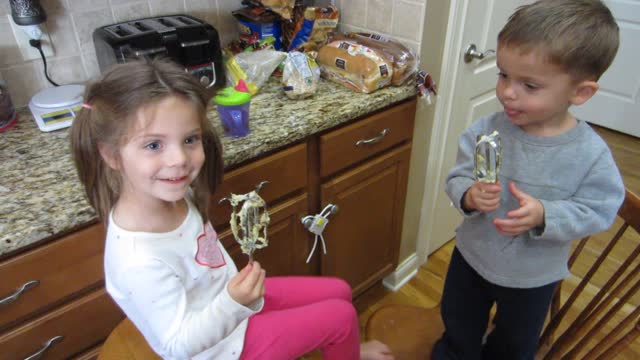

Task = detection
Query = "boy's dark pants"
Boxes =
[432,247,558,360]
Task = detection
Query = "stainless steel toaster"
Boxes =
[93,14,224,88]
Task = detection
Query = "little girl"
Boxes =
[69,59,394,360]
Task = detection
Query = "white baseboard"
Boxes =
[382,252,419,292]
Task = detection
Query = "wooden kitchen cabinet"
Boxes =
[0,97,415,358]
[0,288,123,360]
[318,100,415,296]
[321,144,412,296]
[216,98,416,290]
[0,224,125,359]
[0,224,109,332]
[212,142,313,276]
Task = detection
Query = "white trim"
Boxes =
[382,252,419,292]
[416,0,467,265]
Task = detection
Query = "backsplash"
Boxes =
[0,0,425,108]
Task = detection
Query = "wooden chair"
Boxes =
[365,189,640,360]
[98,318,161,360]
[537,189,640,359]
[365,303,444,359]
[99,318,323,359]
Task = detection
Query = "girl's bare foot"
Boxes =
[360,340,395,360]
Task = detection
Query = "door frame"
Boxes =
[416,0,468,265]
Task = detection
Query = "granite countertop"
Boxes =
[0,78,415,258]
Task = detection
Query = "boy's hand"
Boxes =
[227,261,266,307]
[493,182,544,236]
[463,181,501,213]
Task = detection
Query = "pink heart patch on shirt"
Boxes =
[195,222,226,268]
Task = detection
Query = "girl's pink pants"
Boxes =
[240,276,360,360]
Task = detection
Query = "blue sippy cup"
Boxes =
[214,79,252,137]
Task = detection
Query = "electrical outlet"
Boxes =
[8,18,55,61]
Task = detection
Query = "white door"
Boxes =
[417,0,528,260]
[571,1,640,138]
[418,0,639,261]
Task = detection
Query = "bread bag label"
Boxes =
[379,64,389,78]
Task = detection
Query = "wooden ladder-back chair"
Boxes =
[365,189,640,359]
[538,189,640,359]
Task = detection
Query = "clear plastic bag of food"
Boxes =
[226,49,288,95]
[282,51,320,99]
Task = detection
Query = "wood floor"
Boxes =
[353,125,640,358]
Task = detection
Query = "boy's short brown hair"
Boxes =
[498,0,619,81]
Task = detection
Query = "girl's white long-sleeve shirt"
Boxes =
[104,199,263,359]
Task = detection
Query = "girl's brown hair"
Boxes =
[69,59,224,223]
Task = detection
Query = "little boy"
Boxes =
[432,1,625,359]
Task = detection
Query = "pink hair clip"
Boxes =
[82,103,93,109]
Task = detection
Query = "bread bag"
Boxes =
[334,32,418,86]
[316,40,393,93]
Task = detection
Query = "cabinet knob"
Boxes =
[24,335,63,360]
[301,204,338,263]
[301,204,339,231]
[0,280,39,307]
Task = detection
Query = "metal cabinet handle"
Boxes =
[24,336,63,360]
[255,180,269,192]
[464,44,495,63]
[0,280,39,307]
[356,129,389,146]
[218,180,269,205]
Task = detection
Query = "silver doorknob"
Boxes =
[464,44,495,63]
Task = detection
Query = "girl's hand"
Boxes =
[227,261,266,307]
[463,181,501,213]
[493,182,544,236]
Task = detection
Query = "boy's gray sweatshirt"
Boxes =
[446,112,625,288]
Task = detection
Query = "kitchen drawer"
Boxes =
[0,288,124,360]
[319,99,416,177]
[210,143,308,229]
[0,224,105,331]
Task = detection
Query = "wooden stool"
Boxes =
[365,304,444,359]
[98,318,160,360]
[99,318,324,360]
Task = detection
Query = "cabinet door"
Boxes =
[320,144,411,297]
[220,194,313,276]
